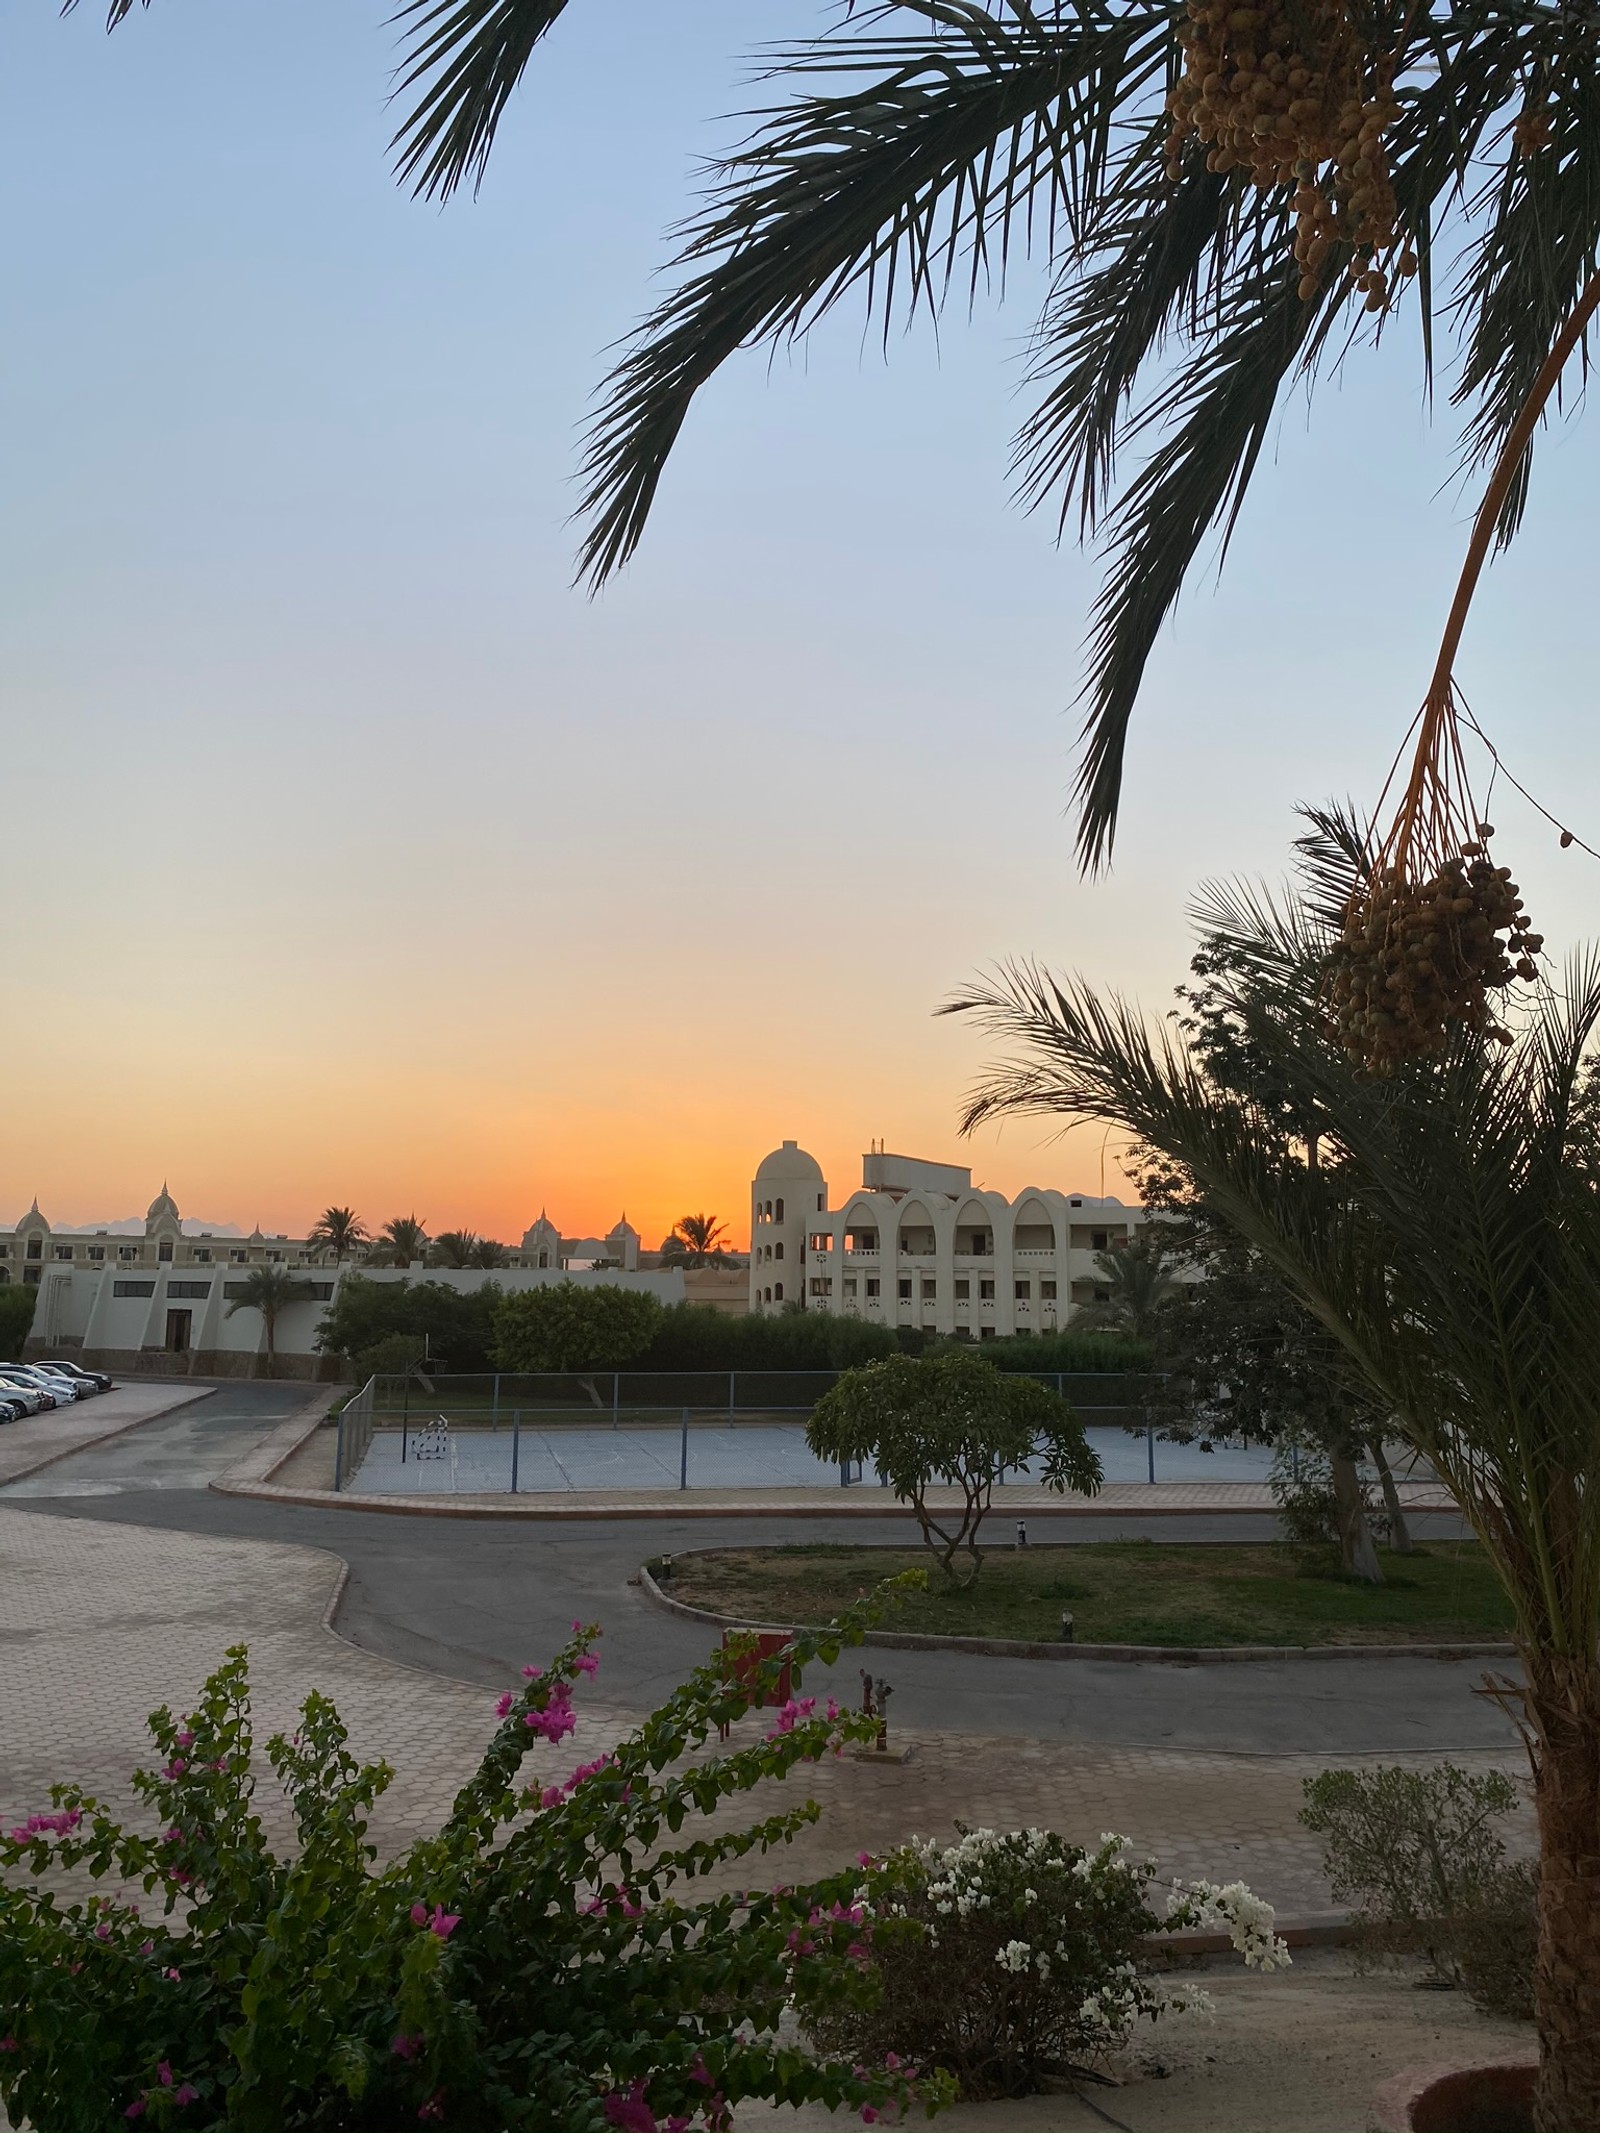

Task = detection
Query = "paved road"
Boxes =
[2,1386,1514,1756]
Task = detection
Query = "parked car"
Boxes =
[7,1365,84,1402]
[0,1375,53,1413]
[0,1395,27,1423]
[6,1364,86,1402]
[39,1359,112,1392]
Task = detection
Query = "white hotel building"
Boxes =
[750,1142,1148,1339]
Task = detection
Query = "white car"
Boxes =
[3,1366,80,1403]
[0,1374,53,1413]
[39,1359,111,1393]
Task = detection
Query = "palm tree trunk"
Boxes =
[1526,1653,1600,2132]
[263,1308,276,1381]
[1331,1454,1384,1583]
[1367,1436,1416,1554]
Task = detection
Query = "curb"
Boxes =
[209,1389,341,1496]
[636,1555,1516,1666]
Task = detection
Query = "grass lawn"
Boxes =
[656,1541,1515,1648]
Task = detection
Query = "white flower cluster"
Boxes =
[1166,1878,1291,1972]
[996,1939,1033,1974]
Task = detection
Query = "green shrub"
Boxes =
[965,1329,1153,1376]
[492,1283,665,1374]
[635,1304,898,1372]
[1299,1762,1535,2016]
[0,1615,951,2132]
[806,1827,1287,2099]
[0,1284,37,1362]
[351,1333,429,1381]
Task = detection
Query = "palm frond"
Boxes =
[390,0,579,200]
[576,3,1174,586]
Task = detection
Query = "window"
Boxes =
[921,1279,936,1301]
[88,1247,104,1263]
[23,1267,41,1286]
[114,1279,156,1298]
[774,1198,784,1222]
[1014,1280,1031,1300]
[865,1278,880,1299]
[267,1250,283,1263]
[193,1249,211,1264]
[1094,1287,1112,1303]
[119,1246,139,1264]
[1091,1229,1108,1251]
[897,1278,912,1301]
[954,1279,970,1301]
[773,1282,783,1302]
[843,1276,857,1298]
[54,1246,73,1261]
[774,1242,784,1261]
[306,1282,334,1301]
[979,1279,995,1301]
[1040,1279,1057,1301]
[979,1324,996,1339]
[157,1241,174,1264]
[817,1193,825,1212]
[230,1250,248,1264]
[25,1239,41,1261]
[166,1280,211,1299]
[763,1286,772,1304]
[810,1276,832,1297]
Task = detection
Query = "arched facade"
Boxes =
[751,1144,1148,1334]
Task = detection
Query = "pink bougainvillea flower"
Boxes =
[0,2036,17,2053]
[94,1922,112,1941]
[540,1785,563,1809]
[860,2110,880,2126]
[124,2101,145,2120]
[571,1619,584,1633]
[162,1828,183,1845]
[410,1901,429,1926]
[162,1759,187,1779]
[494,1692,515,1719]
[573,1653,600,1676]
[689,2054,713,2087]
[175,1731,195,1750]
[174,2085,198,2107]
[520,1664,542,1680]
[765,1696,817,1739]
[602,2078,658,2132]
[427,1906,460,1939]
[391,2033,423,2060]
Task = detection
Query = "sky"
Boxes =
[3,0,1598,1251]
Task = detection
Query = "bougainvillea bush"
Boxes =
[0,1616,953,2132]
[806,1827,1289,2099]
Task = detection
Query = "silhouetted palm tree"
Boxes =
[1075,1234,1181,1343]
[369,1216,429,1268]
[951,927,1600,2130]
[661,1213,735,1268]
[224,1265,314,1378]
[305,1206,369,1259]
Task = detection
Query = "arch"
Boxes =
[952,1197,997,1254]
[891,1198,943,1260]
[773,1282,784,1303]
[774,1197,785,1222]
[1011,1192,1060,1253]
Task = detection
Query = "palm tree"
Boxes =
[305,1206,369,1260]
[949,936,1600,2130]
[1073,1233,1180,1343]
[224,1265,314,1378]
[429,1230,482,1269]
[322,0,1600,864]
[472,1239,510,1269]
[660,1213,735,1268]
[368,1216,429,1269]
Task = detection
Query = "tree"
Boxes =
[261,0,1600,866]
[806,1351,1101,1585]
[492,1283,665,1378]
[429,1230,483,1269]
[225,1266,314,1378]
[659,1214,739,1269]
[1072,1233,1181,1345]
[0,1284,37,1363]
[950,929,1600,2130]
[304,1207,369,1259]
[315,1275,503,1375]
[368,1216,429,1268]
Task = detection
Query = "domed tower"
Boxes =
[520,1210,561,1270]
[145,1183,182,1264]
[750,1141,827,1315]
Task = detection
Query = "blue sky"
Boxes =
[3,0,1597,1242]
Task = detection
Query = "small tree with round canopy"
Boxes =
[806,1350,1100,1586]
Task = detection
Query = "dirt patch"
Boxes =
[731,1950,1532,2130]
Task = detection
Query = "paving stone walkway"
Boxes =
[0,1506,1530,1927]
